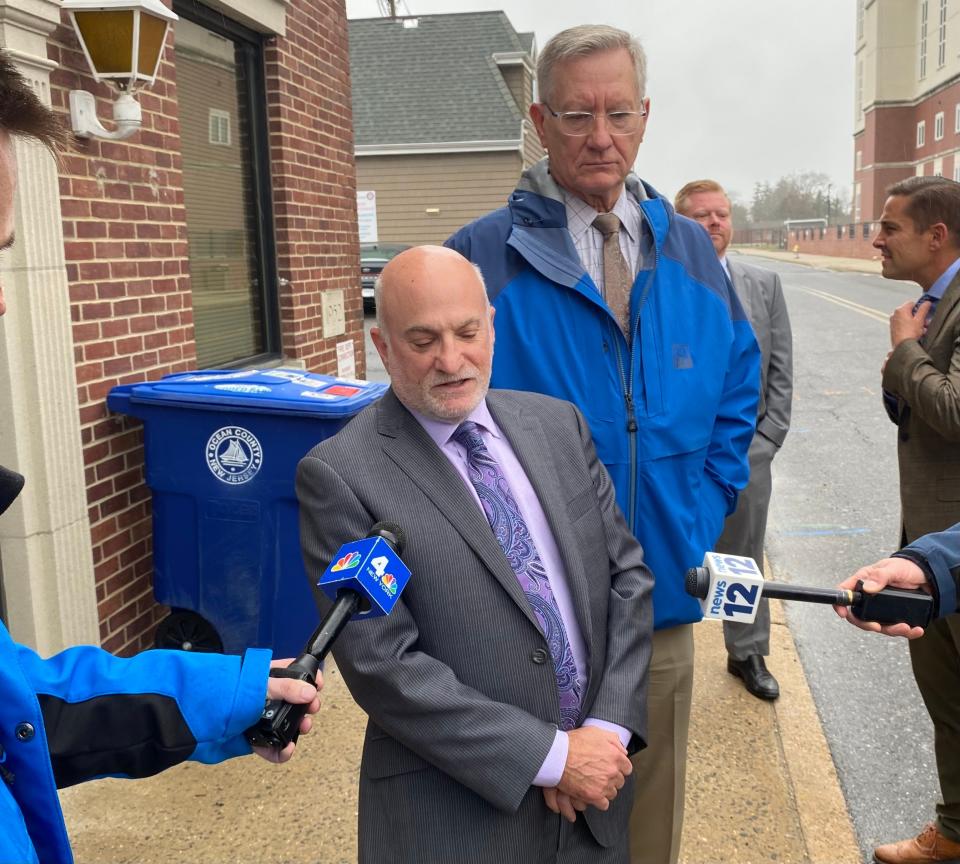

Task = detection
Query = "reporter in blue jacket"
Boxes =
[447,25,759,864]
[836,526,960,639]
[0,52,320,864]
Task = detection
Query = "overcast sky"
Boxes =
[345,0,855,206]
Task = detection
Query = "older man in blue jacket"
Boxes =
[0,52,319,864]
[447,23,759,864]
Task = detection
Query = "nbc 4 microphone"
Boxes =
[686,552,933,629]
[245,521,411,750]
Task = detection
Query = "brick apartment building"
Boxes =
[0,0,361,656]
[855,0,960,221]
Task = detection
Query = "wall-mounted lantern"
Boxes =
[63,0,178,141]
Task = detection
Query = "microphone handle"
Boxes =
[244,590,361,750]
[760,581,856,606]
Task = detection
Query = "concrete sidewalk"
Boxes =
[733,245,882,276]
[59,572,860,864]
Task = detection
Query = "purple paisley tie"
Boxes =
[453,421,582,730]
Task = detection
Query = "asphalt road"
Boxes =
[754,255,938,860]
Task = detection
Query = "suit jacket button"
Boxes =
[15,723,34,742]
[531,648,548,664]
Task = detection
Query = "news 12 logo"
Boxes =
[370,555,398,596]
[703,552,763,623]
[331,551,361,572]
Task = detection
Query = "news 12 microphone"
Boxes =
[245,521,411,750]
[685,552,933,629]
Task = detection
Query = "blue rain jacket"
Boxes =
[448,161,760,630]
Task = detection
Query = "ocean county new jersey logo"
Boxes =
[206,426,263,485]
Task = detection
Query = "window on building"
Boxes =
[918,119,927,147]
[857,0,865,41]
[857,60,864,121]
[917,162,926,176]
[954,162,960,182]
[208,109,231,146]
[956,103,960,132]
[173,4,280,368]
[939,0,948,68]
[935,157,944,176]
[854,182,862,223]
[920,0,929,78]
[936,111,945,140]
[856,149,863,171]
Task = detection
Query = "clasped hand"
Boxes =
[543,726,632,823]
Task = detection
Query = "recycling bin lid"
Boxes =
[108,368,387,417]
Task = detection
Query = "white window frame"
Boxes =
[921,0,929,78]
[934,157,944,176]
[954,162,960,182]
[955,103,960,133]
[935,110,945,140]
[208,109,231,146]
[856,149,863,171]
[917,119,927,147]
[917,162,926,176]
[938,0,948,68]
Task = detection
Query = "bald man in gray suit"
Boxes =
[676,180,793,701]
[296,246,653,863]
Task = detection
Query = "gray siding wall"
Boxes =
[355,151,523,245]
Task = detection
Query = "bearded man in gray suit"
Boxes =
[675,180,794,701]
[296,245,653,863]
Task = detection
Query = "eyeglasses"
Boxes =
[541,103,646,136]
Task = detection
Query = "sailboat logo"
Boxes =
[205,426,263,485]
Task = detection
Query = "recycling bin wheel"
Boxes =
[154,609,224,653]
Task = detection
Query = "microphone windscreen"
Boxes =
[0,466,24,516]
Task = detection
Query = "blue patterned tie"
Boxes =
[453,421,582,730]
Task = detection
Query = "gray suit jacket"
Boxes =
[296,388,653,863]
[727,257,793,455]
[883,269,960,543]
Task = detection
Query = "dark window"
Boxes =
[863,222,872,239]
[173,2,279,367]
[837,225,843,239]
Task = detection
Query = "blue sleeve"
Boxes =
[19,644,271,786]
[897,525,960,617]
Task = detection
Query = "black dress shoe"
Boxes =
[727,655,780,700]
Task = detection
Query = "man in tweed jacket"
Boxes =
[872,176,960,864]
[296,246,653,863]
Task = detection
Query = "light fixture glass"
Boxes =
[63,0,178,140]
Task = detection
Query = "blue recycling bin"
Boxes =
[107,368,387,656]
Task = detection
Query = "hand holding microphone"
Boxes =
[686,552,934,631]
[835,558,932,639]
[245,521,411,751]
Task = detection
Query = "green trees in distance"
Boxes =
[731,172,851,226]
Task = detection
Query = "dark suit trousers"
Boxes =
[714,439,775,658]
[910,613,960,841]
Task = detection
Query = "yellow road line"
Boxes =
[795,285,889,323]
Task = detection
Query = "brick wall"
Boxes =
[47,0,359,654]
[265,0,364,374]
[785,223,879,260]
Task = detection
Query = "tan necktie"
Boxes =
[592,212,633,339]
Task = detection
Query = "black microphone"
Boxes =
[685,564,934,629]
[245,521,411,750]
[0,466,25,516]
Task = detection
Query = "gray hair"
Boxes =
[537,24,647,106]
[374,260,490,332]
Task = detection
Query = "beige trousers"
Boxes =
[628,624,695,864]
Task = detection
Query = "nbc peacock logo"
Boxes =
[381,572,398,596]
[331,551,361,572]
